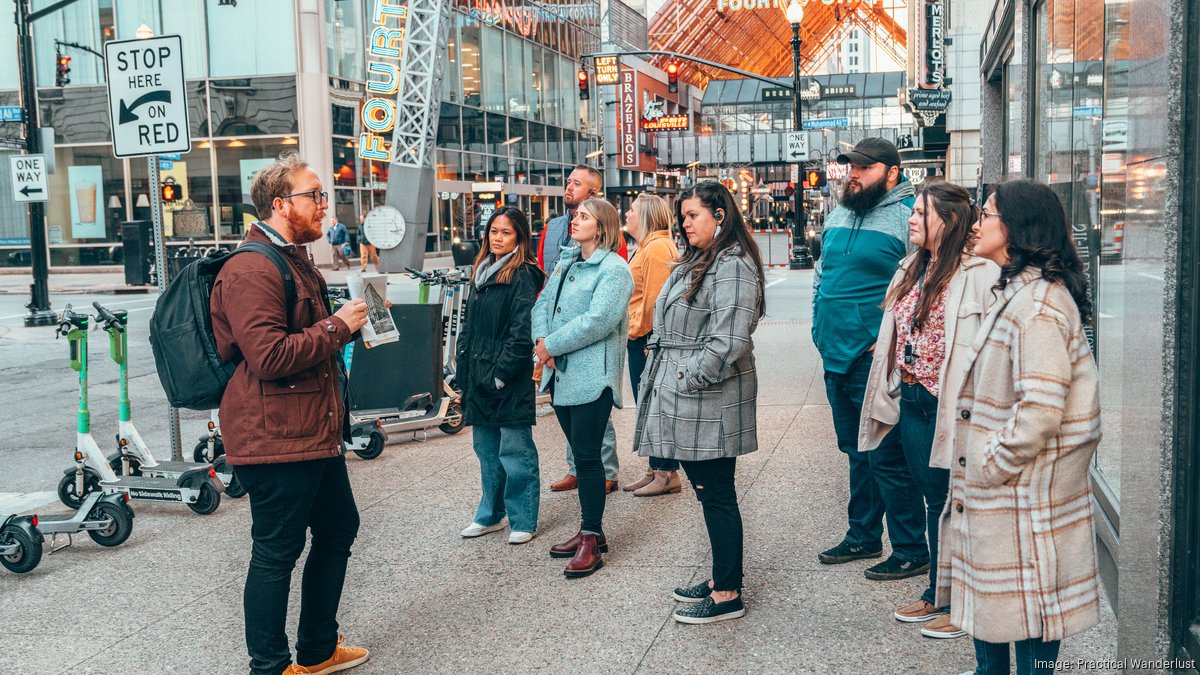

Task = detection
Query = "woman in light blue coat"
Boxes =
[530,195,633,578]
[532,197,634,578]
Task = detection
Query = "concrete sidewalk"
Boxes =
[0,277,1117,674]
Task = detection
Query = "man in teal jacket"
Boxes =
[811,138,928,581]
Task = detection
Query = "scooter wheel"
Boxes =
[0,524,42,574]
[86,501,133,547]
[109,454,141,477]
[439,402,466,435]
[57,469,100,510]
[353,432,386,460]
[192,441,209,463]
[187,482,221,515]
[212,456,245,498]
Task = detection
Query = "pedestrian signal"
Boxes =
[160,178,183,203]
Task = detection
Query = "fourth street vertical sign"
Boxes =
[104,35,191,158]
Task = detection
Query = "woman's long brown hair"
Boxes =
[884,181,979,328]
[471,206,536,285]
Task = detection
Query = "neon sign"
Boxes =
[357,0,407,162]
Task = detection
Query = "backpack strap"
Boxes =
[234,241,297,331]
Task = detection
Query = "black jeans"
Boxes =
[553,387,614,535]
[680,457,742,592]
[973,637,1062,675]
[628,336,680,472]
[236,455,361,675]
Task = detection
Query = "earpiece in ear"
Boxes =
[714,209,725,222]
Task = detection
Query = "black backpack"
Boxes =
[149,242,295,410]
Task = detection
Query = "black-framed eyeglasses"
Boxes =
[980,208,1002,220]
[278,189,328,204]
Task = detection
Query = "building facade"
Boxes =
[0,0,606,268]
[977,0,1198,668]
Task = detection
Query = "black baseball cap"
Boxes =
[836,137,901,168]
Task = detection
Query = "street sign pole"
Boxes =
[146,154,181,460]
[16,0,56,326]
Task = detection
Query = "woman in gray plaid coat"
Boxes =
[633,181,765,625]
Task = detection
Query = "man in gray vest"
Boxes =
[538,164,625,493]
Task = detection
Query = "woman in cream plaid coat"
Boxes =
[634,181,765,626]
[939,179,1102,675]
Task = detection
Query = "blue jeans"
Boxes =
[973,638,1062,675]
[823,354,928,563]
[566,419,620,479]
[472,425,540,533]
[898,381,950,604]
[629,335,680,472]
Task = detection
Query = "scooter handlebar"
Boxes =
[92,301,125,332]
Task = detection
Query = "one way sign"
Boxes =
[10,154,48,203]
[104,35,191,158]
[785,131,809,163]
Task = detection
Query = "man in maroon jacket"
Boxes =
[211,152,370,675]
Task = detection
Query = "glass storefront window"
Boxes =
[333,137,358,187]
[209,76,299,136]
[40,146,126,267]
[485,112,508,152]
[560,55,579,132]
[212,137,291,238]
[530,47,545,123]
[326,0,365,81]
[481,26,506,113]
[31,1,112,88]
[443,22,460,104]
[439,103,462,151]
[117,0,209,78]
[543,51,560,127]
[505,33,529,118]
[129,144,216,242]
[461,22,481,109]
[207,0,296,77]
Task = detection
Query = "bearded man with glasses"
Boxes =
[210,152,372,675]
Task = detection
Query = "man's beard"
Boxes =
[841,177,889,214]
[288,212,323,244]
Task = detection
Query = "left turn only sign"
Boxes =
[10,154,48,203]
[104,35,191,158]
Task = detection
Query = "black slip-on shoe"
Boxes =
[672,596,746,625]
[672,580,713,604]
[864,555,930,581]
[817,541,884,564]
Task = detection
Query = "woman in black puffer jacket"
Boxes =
[456,206,546,545]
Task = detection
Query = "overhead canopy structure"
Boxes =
[647,0,908,88]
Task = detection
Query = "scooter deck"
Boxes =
[136,459,208,476]
[100,475,182,491]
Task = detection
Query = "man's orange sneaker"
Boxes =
[285,636,369,674]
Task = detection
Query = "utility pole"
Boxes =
[15,0,88,326]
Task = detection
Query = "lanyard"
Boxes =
[904,261,928,349]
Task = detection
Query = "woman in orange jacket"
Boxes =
[622,193,681,496]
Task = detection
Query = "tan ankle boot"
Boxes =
[623,469,655,491]
[634,470,682,497]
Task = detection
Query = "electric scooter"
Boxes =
[33,491,134,554]
[0,514,42,574]
[91,302,244,498]
[54,305,224,515]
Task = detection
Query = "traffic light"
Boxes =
[667,62,679,93]
[160,178,183,203]
[55,51,71,87]
[578,69,589,100]
[805,169,827,189]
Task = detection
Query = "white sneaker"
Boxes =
[461,520,507,538]
[508,531,535,545]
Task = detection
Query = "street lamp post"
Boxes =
[786,0,812,269]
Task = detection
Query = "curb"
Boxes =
[0,286,154,296]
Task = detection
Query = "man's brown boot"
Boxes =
[549,530,609,558]
[550,474,577,491]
